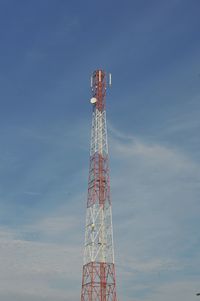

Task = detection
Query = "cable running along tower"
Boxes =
[81,70,117,301]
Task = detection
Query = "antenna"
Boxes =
[109,73,112,86]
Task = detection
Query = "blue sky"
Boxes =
[0,0,200,300]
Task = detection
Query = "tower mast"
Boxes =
[81,70,117,301]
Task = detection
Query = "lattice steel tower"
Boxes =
[81,70,117,301]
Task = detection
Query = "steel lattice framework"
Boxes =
[81,70,117,301]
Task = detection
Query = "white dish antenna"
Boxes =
[90,97,97,104]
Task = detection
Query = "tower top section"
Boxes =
[90,70,111,112]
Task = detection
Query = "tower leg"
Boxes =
[81,262,117,301]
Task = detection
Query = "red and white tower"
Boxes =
[81,70,117,301]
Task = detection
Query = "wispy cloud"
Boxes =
[0,226,81,301]
[108,124,200,300]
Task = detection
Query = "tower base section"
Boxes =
[81,262,117,301]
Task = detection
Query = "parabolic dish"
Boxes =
[90,97,97,104]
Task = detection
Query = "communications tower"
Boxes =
[81,70,117,301]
